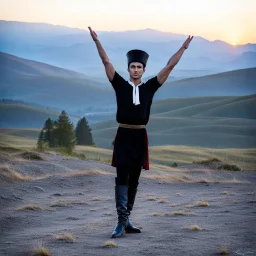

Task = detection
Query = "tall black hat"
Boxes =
[126,49,149,68]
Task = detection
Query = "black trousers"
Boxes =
[116,166,142,188]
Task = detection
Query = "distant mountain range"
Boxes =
[1,52,256,116]
[0,21,255,78]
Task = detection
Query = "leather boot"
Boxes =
[125,186,141,233]
[111,184,128,238]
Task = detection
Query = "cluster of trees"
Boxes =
[37,110,94,154]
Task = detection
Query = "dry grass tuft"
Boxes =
[147,196,157,201]
[218,248,229,255]
[0,164,33,184]
[151,212,169,217]
[186,225,202,231]
[17,204,44,211]
[170,204,178,207]
[221,191,234,195]
[143,174,191,183]
[198,201,209,207]
[159,199,168,203]
[217,164,240,171]
[171,211,194,216]
[55,233,76,243]
[185,201,209,208]
[247,192,254,195]
[18,151,44,160]
[104,241,117,247]
[193,157,221,165]
[63,169,109,177]
[31,247,52,256]
[50,200,88,207]
[92,196,101,201]
[171,211,186,215]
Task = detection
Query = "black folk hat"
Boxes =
[126,49,149,68]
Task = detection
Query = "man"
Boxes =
[88,26,193,238]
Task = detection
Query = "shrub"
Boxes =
[217,164,240,171]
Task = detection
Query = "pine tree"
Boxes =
[43,118,54,147]
[36,129,49,152]
[54,110,77,154]
[75,117,94,145]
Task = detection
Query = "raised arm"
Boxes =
[157,35,193,85]
[88,26,115,81]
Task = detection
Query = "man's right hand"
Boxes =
[88,26,98,42]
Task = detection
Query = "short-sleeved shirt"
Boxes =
[110,72,162,125]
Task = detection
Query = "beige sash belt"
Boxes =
[119,123,146,129]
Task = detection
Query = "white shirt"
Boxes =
[128,80,144,105]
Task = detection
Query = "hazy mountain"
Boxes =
[0,21,255,78]
[1,52,255,115]
[0,52,88,78]
[154,68,256,100]
[0,52,114,111]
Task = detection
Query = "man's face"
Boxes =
[128,62,145,80]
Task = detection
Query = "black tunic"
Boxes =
[110,72,162,169]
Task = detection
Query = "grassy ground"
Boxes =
[0,129,255,170]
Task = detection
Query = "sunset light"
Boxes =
[0,0,255,44]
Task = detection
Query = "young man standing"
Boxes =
[88,26,193,238]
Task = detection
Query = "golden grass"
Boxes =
[55,233,76,243]
[0,164,33,184]
[142,173,192,183]
[147,196,157,201]
[104,241,117,247]
[50,200,88,207]
[186,225,202,231]
[62,169,110,177]
[221,191,234,195]
[150,145,256,171]
[1,131,256,170]
[185,201,209,208]
[31,247,52,256]
[92,196,101,201]
[218,248,229,255]
[171,211,194,216]
[198,201,209,207]
[159,199,168,203]
[17,204,44,211]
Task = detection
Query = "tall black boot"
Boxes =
[111,184,129,238]
[125,186,141,233]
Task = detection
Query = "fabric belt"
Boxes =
[119,123,146,129]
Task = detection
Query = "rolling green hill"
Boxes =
[90,95,256,149]
[0,103,78,128]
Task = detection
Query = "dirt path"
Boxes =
[0,153,255,256]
